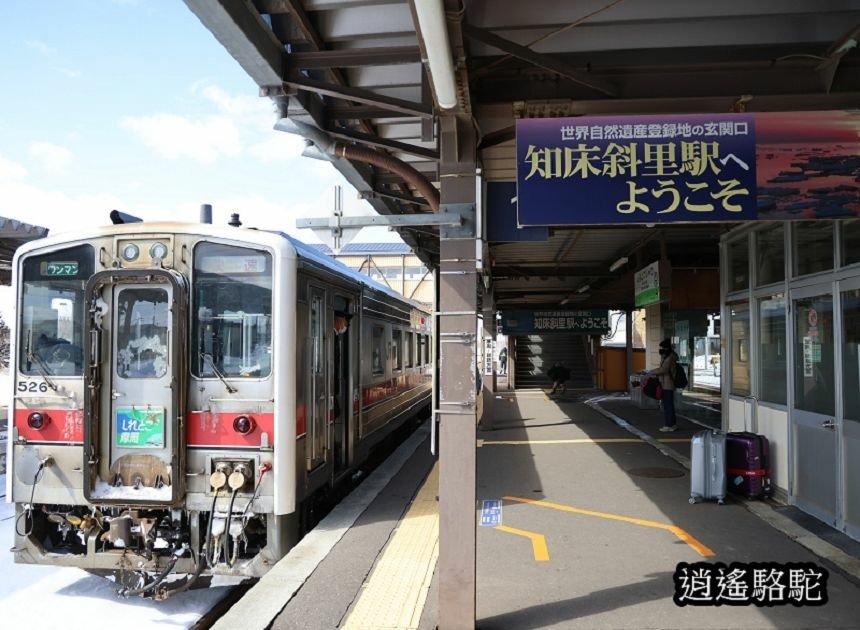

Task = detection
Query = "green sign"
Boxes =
[635,287,660,307]
[42,261,79,277]
[634,261,662,307]
[116,407,165,448]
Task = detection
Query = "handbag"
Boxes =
[642,375,663,400]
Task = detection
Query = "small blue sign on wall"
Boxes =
[480,499,503,527]
[516,113,758,226]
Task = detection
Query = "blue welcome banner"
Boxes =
[516,114,758,226]
[502,310,610,335]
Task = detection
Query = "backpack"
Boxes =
[673,362,689,389]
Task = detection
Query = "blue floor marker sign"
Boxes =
[480,499,503,526]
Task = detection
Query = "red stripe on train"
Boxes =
[14,408,84,443]
[187,411,275,447]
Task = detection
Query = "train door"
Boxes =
[308,287,327,469]
[84,270,186,504]
[332,296,352,477]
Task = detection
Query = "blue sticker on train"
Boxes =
[480,499,502,527]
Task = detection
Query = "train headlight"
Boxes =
[149,242,168,260]
[28,412,48,430]
[233,415,255,435]
[121,243,140,261]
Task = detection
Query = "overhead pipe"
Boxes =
[413,0,458,109]
[332,143,440,212]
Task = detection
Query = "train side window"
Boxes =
[424,334,432,365]
[405,332,414,368]
[311,294,323,375]
[372,326,385,376]
[392,330,402,371]
[193,242,272,378]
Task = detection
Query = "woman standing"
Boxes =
[651,338,679,432]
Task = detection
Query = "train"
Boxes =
[6,218,432,598]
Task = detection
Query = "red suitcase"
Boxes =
[726,432,771,499]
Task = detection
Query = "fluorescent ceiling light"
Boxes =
[413,0,458,109]
[609,257,629,272]
[577,284,590,293]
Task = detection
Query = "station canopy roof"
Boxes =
[0,217,48,284]
[184,0,860,310]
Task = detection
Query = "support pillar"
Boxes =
[438,114,478,630]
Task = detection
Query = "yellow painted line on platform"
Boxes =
[341,463,439,630]
[479,438,689,446]
[494,525,550,562]
[503,496,714,558]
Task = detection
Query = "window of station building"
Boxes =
[405,266,426,280]
[841,220,860,268]
[759,295,787,405]
[793,221,834,277]
[793,295,835,416]
[372,326,385,376]
[842,288,860,422]
[727,238,749,293]
[423,334,431,365]
[729,302,751,396]
[405,331,414,367]
[755,224,785,286]
[392,329,403,370]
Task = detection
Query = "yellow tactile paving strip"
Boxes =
[341,463,439,630]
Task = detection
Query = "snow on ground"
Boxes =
[0,497,233,628]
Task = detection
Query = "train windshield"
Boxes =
[19,244,95,376]
[193,242,273,378]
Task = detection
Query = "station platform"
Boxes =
[214,391,860,630]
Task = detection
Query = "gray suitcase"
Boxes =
[689,430,727,505]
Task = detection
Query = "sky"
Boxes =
[0,0,401,245]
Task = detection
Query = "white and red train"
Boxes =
[7,219,432,597]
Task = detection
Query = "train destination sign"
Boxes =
[501,310,610,335]
[41,261,80,276]
[116,407,165,449]
[516,111,860,226]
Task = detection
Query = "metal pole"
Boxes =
[626,309,634,380]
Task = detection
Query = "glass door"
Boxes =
[840,280,860,539]
[791,286,838,525]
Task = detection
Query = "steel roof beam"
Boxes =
[325,125,438,159]
[282,74,433,118]
[184,0,283,86]
[462,22,617,97]
[286,46,422,69]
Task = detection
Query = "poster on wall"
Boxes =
[516,111,860,226]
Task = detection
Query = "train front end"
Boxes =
[8,224,295,596]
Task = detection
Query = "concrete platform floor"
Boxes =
[223,391,860,629]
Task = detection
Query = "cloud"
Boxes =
[248,133,305,163]
[26,39,55,56]
[120,113,242,164]
[0,154,28,181]
[59,68,82,79]
[29,141,74,173]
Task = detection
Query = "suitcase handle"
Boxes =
[743,395,758,433]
